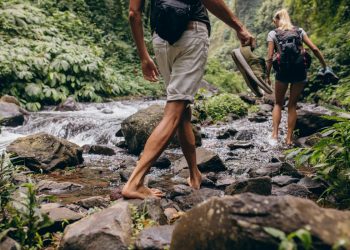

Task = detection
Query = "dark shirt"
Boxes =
[150,0,211,35]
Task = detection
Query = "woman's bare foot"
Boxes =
[187,169,202,190]
[122,184,164,200]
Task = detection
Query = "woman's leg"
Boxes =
[272,80,289,140]
[286,82,306,145]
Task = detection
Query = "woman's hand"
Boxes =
[141,58,159,82]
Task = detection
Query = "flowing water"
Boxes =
[0,100,336,203]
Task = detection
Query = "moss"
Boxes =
[204,93,248,121]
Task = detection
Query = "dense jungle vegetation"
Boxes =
[0,0,349,111]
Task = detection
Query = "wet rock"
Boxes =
[170,193,350,250]
[201,176,216,188]
[135,225,174,250]
[75,196,109,209]
[239,94,256,105]
[38,180,83,194]
[110,187,123,201]
[296,110,338,137]
[115,129,123,137]
[248,115,268,123]
[167,184,192,199]
[227,140,254,150]
[272,175,299,187]
[272,183,311,198]
[259,104,273,113]
[263,94,275,106]
[121,105,202,154]
[6,133,83,172]
[55,96,81,111]
[173,147,226,174]
[0,102,25,127]
[0,237,20,250]
[115,140,128,149]
[235,130,254,140]
[216,128,238,139]
[295,133,322,148]
[225,177,272,196]
[82,144,116,156]
[215,177,236,189]
[174,188,224,211]
[164,208,179,223]
[60,202,132,250]
[41,204,83,229]
[249,162,303,178]
[153,155,171,169]
[298,177,327,195]
[101,108,113,114]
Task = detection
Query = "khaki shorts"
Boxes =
[152,21,210,103]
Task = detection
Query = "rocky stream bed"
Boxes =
[1,95,350,250]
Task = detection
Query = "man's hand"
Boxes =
[237,28,256,49]
[142,58,159,82]
[266,77,272,86]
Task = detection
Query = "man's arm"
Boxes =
[129,0,159,82]
[201,0,255,48]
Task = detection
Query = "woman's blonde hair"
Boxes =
[273,9,294,30]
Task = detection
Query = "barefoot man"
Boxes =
[122,0,255,199]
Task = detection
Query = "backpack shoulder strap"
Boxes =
[272,29,282,54]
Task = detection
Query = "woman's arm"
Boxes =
[302,34,327,69]
[266,41,275,85]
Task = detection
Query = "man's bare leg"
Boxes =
[122,101,186,199]
[176,105,202,189]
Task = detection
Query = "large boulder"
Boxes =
[6,133,83,172]
[225,177,272,196]
[171,193,350,250]
[0,237,20,250]
[0,102,24,127]
[121,105,202,154]
[295,110,338,137]
[59,201,132,250]
[173,147,227,174]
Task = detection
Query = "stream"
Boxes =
[0,99,333,204]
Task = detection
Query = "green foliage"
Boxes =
[290,121,350,207]
[204,58,246,94]
[196,93,248,122]
[264,226,312,250]
[128,203,156,250]
[0,0,159,110]
[0,153,53,249]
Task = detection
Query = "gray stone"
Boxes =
[55,96,81,111]
[259,104,274,113]
[170,193,350,250]
[272,183,311,198]
[272,175,299,187]
[127,198,168,225]
[41,205,83,223]
[239,94,256,105]
[135,225,174,250]
[6,132,83,172]
[296,110,338,137]
[82,144,116,156]
[249,162,303,178]
[167,184,192,199]
[173,147,226,174]
[298,177,327,195]
[0,237,20,250]
[121,105,202,154]
[248,115,268,123]
[38,180,83,194]
[153,155,171,169]
[0,102,24,127]
[235,130,254,140]
[59,202,132,250]
[174,188,224,211]
[225,177,272,196]
[227,140,254,150]
[75,196,109,209]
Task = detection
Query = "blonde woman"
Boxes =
[266,9,327,146]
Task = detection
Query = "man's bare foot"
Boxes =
[122,184,164,200]
[187,169,202,190]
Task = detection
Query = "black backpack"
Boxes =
[152,0,192,45]
[272,27,311,73]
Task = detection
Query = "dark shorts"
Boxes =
[275,68,308,84]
